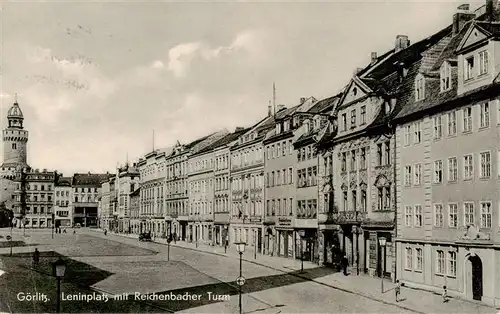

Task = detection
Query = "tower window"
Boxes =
[12,143,16,149]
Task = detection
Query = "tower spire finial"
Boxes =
[14,93,18,103]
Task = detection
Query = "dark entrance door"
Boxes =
[257,228,262,253]
[470,255,483,301]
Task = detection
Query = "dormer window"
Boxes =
[479,50,488,76]
[284,120,290,132]
[465,56,474,80]
[304,119,310,133]
[415,74,425,101]
[440,62,451,92]
[353,87,357,96]
[276,123,282,134]
[342,113,347,131]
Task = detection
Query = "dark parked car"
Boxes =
[139,232,152,242]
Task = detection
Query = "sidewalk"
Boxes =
[91,230,497,314]
[99,229,318,273]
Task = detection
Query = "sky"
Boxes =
[0,0,486,175]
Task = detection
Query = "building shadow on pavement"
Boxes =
[146,266,339,312]
[0,251,170,313]
[0,251,338,313]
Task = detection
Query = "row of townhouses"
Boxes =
[96,1,500,307]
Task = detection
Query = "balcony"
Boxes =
[336,211,366,224]
[318,212,337,224]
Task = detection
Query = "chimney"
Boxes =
[395,35,410,52]
[277,104,286,112]
[371,52,377,64]
[453,4,475,35]
[300,97,306,104]
[268,105,272,117]
[235,127,244,132]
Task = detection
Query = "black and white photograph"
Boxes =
[0,0,499,313]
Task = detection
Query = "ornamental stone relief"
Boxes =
[359,169,367,183]
[341,173,347,186]
[359,181,367,191]
[341,183,348,191]
[374,166,393,185]
[349,177,357,190]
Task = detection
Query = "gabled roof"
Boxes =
[362,25,453,80]
[55,176,72,187]
[193,128,250,155]
[307,94,341,114]
[394,59,457,121]
[72,173,114,186]
[429,24,466,71]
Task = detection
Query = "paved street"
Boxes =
[0,228,496,313]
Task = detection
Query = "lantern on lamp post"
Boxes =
[235,242,246,314]
[378,237,387,293]
[52,258,67,313]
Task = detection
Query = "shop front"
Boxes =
[295,228,319,263]
[263,225,275,255]
[276,216,294,258]
[213,224,229,246]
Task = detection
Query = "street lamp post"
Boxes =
[378,237,386,293]
[9,218,13,256]
[52,213,55,239]
[235,242,246,314]
[298,230,305,273]
[167,237,171,261]
[52,258,67,313]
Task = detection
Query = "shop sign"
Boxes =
[250,217,262,223]
[277,217,292,226]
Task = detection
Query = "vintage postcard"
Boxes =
[0,0,498,313]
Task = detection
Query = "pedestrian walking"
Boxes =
[173,232,177,244]
[442,285,448,303]
[104,230,107,236]
[395,280,402,302]
[341,255,349,276]
[32,248,40,268]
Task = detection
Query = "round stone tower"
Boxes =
[2,102,28,168]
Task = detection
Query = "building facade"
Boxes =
[99,177,116,231]
[165,142,191,241]
[292,96,335,263]
[187,130,229,244]
[213,129,248,246]
[54,176,72,227]
[72,173,110,227]
[137,149,168,237]
[188,148,217,245]
[230,116,270,253]
[394,4,500,306]
[130,186,140,231]
[116,164,140,233]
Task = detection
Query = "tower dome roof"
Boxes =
[7,103,23,120]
